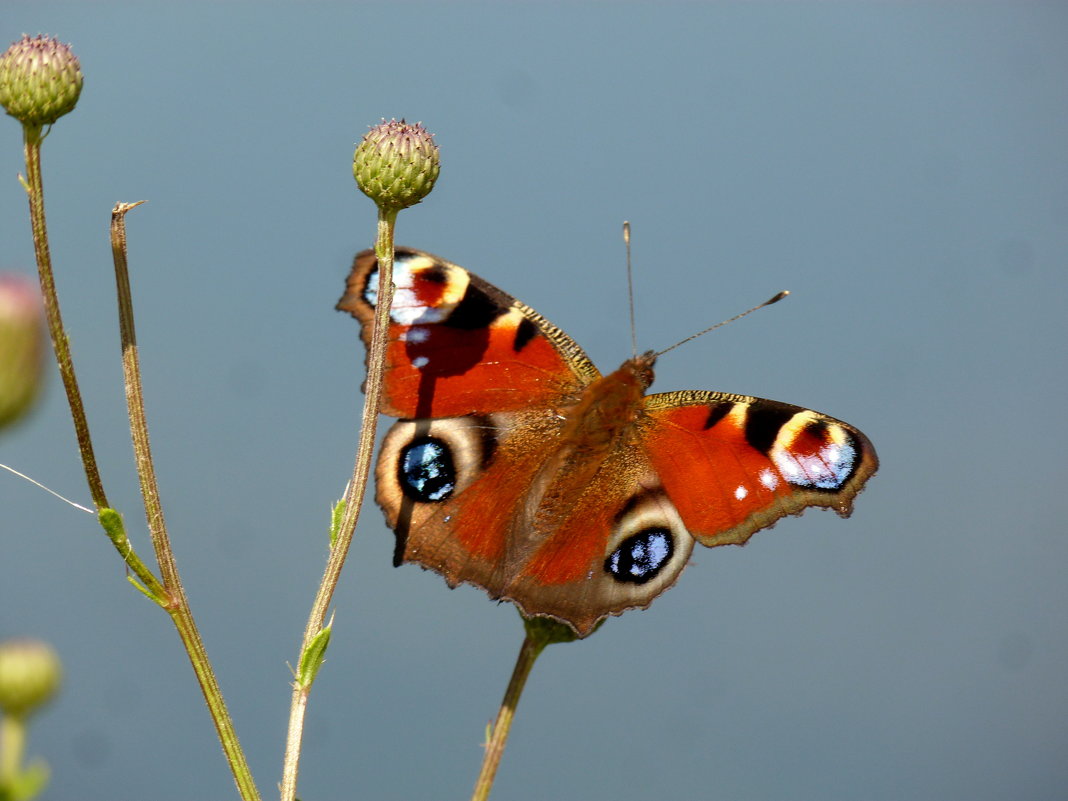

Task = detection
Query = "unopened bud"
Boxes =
[353,119,439,212]
[0,274,46,430]
[0,35,83,127]
[0,639,62,718]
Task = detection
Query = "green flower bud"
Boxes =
[0,639,62,718]
[353,119,439,212]
[0,274,46,430]
[0,35,83,127]
[522,613,592,645]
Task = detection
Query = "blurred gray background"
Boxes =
[2,4,1066,800]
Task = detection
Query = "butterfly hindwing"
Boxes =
[375,410,560,586]
[376,407,700,636]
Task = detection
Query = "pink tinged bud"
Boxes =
[353,119,440,212]
[0,274,47,430]
[0,34,83,127]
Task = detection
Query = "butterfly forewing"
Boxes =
[337,248,599,418]
[642,392,878,547]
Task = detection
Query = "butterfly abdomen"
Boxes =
[516,355,657,544]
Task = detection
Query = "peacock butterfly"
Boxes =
[337,247,878,637]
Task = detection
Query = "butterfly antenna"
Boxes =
[655,290,790,358]
[624,221,638,359]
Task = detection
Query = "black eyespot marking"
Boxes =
[513,317,538,352]
[419,263,449,284]
[702,402,733,430]
[605,528,674,584]
[745,402,796,455]
[398,436,456,503]
[805,418,830,442]
[445,284,507,330]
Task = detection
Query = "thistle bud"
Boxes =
[522,613,589,645]
[0,274,46,430]
[0,639,62,719]
[353,119,439,212]
[0,35,83,127]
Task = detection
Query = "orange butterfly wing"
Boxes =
[642,391,878,547]
[337,248,598,418]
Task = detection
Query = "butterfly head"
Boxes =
[630,350,657,391]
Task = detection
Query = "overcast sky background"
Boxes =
[2,4,1066,800]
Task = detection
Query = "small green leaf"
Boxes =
[297,624,332,689]
[329,498,346,548]
[125,574,163,605]
[97,508,127,546]
[9,758,49,801]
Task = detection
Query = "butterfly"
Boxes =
[337,248,878,637]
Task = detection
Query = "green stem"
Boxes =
[0,715,25,788]
[280,207,399,801]
[21,130,168,597]
[168,606,260,801]
[109,203,179,588]
[471,632,547,801]
[108,204,260,801]
[97,508,167,602]
[21,124,108,509]
[19,120,258,801]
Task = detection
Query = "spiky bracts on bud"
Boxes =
[0,274,46,430]
[0,35,83,128]
[0,640,62,719]
[353,119,439,212]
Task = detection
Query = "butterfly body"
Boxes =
[338,248,878,636]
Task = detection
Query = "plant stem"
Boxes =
[20,130,165,595]
[109,204,261,801]
[0,715,25,789]
[169,603,261,801]
[280,208,399,801]
[471,632,547,801]
[21,124,108,509]
[109,203,177,587]
[20,121,259,801]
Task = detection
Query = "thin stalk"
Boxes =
[20,127,163,592]
[21,124,108,509]
[169,604,261,801]
[109,204,261,801]
[471,632,547,801]
[109,203,178,586]
[0,715,24,788]
[280,208,399,801]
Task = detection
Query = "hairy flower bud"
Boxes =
[0,35,83,127]
[0,274,46,430]
[353,119,439,212]
[0,639,62,718]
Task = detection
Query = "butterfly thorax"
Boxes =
[560,350,656,452]
[509,352,658,550]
